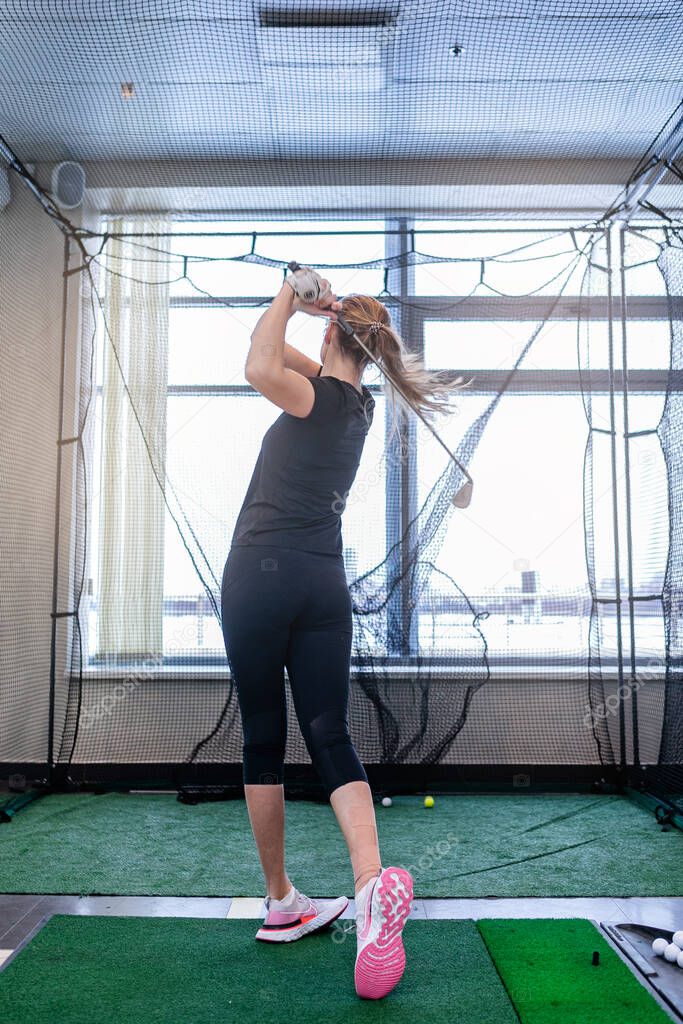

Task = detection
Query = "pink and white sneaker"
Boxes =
[354,865,414,999]
[255,885,348,943]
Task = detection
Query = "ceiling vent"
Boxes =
[259,4,399,29]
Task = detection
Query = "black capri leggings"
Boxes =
[220,544,368,797]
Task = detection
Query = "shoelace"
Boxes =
[265,889,314,915]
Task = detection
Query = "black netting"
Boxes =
[1,1,682,803]
[653,236,683,811]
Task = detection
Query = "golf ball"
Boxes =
[381,796,392,807]
[664,943,680,963]
[652,937,668,956]
[424,795,435,808]
[673,930,683,949]
[678,950,683,970]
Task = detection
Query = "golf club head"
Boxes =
[452,479,473,509]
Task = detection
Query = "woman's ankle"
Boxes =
[354,866,381,897]
[267,877,293,901]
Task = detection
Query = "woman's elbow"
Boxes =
[245,361,260,387]
[245,341,262,384]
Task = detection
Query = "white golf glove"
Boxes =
[284,264,333,305]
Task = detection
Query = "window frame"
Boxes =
[86,218,679,674]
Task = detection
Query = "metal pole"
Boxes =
[384,219,417,655]
[47,234,72,783]
[604,101,683,222]
[0,135,79,241]
[599,99,683,771]
[399,224,418,657]
[619,225,640,766]
[605,226,627,768]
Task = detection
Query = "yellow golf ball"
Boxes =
[424,795,434,808]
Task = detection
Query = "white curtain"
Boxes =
[97,215,172,658]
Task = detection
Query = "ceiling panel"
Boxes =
[258,26,386,92]
[0,16,260,84]
[0,0,682,173]
[392,13,680,82]
[3,79,681,163]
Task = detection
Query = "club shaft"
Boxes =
[336,313,472,484]
[286,260,472,485]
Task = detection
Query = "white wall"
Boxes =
[0,170,90,766]
[83,157,683,219]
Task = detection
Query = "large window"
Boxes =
[411,220,670,670]
[87,217,671,672]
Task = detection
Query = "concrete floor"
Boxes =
[2,892,683,965]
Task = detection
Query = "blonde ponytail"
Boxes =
[335,294,471,426]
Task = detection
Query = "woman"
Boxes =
[221,265,453,1000]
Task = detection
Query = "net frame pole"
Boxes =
[619,224,640,767]
[605,100,683,222]
[384,217,419,656]
[605,226,628,769]
[46,235,72,786]
[399,221,419,657]
[601,107,683,773]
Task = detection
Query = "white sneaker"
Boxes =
[255,884,348,943]
[354,866,414,999]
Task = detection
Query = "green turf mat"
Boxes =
[0,792,681,896]
[0,917,518,1024]
[478,918,671,1024]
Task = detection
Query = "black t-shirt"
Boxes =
[231,375,375,555]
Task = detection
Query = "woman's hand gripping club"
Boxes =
[285,261,341,320]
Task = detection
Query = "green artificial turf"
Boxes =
[0,917,518,1024]
[478,918,671,1024]
[0,791,681,896]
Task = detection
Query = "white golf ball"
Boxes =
[381,796,392,807]
[673,930,683,949]
[664,943,680,963]
[652,938,668,956]
[678,950,683,969]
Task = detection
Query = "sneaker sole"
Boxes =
[255,897,349,943]
[355,866,413,999]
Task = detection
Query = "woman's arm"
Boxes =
[245,282,338,417]
[283,342,322,378]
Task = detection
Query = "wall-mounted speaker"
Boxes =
[0,167,10,210]
[51,160,85,209]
